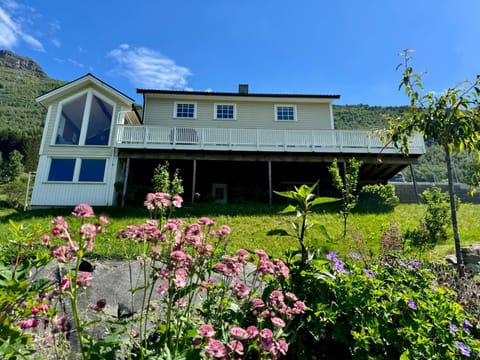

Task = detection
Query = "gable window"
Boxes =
[215,104,236,120]
[47,158,107,182]
[55,91,114,146]
[275,105,296,121]
[175,103,196,118]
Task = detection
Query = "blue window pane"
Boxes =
[276,106,295,120]
[79,159,106,182]
[48,159,75,181]
[216,105,234,119]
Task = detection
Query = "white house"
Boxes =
[30,74,425,207]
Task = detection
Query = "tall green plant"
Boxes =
[385,49,480,276]
[328,158,362,238]
[152,161,184,196]
[274,183,338,270]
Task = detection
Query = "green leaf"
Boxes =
[310,197,340,206]
[278,204,297,214]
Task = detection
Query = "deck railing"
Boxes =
[114,125,425,154]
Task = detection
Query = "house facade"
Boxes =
[30,74,425,207]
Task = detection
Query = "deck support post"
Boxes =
[121,158,130,207]
[192,159,197,204]
[268,161,272,205]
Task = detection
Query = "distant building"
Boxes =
[30,74,425,207]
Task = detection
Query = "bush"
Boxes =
[288,253,480,359]
[403,186,455,251]
[3,174,28,209]
[360,183,399,211]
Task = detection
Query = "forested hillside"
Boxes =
[0,50,474,183]
[0,50,65,171]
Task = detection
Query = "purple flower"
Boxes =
[463,318,473,334]
[457,341,470,357]
[333,259,349,274]
[407,299,417,310]
[408,260,422,269]
[396,259,406,267]
[349,252,361,260]
[449,323,458,333]
[363,269,375,277]
[326,252,338,261]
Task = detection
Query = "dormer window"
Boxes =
[54,90,114,146]
[275,105,297,121]
[175,102,196,119]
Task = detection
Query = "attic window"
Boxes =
[54,90,114,146]
[275,105,296,121]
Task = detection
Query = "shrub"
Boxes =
[289,253,480,359]
[403,186,455,251]
[360,183,399,211]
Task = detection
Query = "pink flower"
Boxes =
[293,300,306,314]
[198,217,215,226]
[76,272,93,288]
[204,338,228,358]
[251,298,265,308]
[254,249,268,258]
[99,215,110,224]
[228,340,244,355]
[277,339,289,355]
[172,195,183,208]
[285,292,298,302]
[51,245,67,263]
[72,204,95,218]
[246,325,259,338]
[233,279,250,299]
[59,276,70,291]
[20,318,39,329]
[43,235,50,244]
[93,298,106,311]
[173,268,187,288]
[52,314,70,333]
[218,225,231,235]
[269,290,285,306]
[157,284,169,295]
[260,328,273,339]
[198,324,215,337]
[273,258,289,279]
[271,317,286,328]
[171,250,187,262]
[230,326,249,340]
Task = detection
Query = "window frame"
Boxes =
[214,103,236,120]
[174,102,197,119]
[274,104,297,122]
[52,89,116,147]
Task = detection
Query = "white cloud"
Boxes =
[67,58,84,68]
[108,44,192,89]
[0,0,44,51]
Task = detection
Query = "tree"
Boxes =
[385,49,480,276]
[1,149,24,182]
[329,158,362,239]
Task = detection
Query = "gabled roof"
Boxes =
[137,89,340,100]
[36,73,135,105]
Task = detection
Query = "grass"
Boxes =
[1,201,480,262]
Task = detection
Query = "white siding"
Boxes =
[143,98,333,130]
[30,156,115,207]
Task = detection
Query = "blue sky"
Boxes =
[1,0,480,106]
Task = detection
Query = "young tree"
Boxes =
[1,149,24,182]
[329,158,362,239]
[386,49,480,276]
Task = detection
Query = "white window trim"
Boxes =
[274,104,297,122]
[214,103,237,120]
[174,102,197,119]
[52,89,116,146]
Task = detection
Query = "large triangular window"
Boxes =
[55,91,114,146]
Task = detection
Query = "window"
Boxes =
[47,158,107,182]
[48,159,75,181]
[79,159,106,182]
[175,103,196,118]
[215,104,236,120]
[55,91,114,146]
[275,105,296,121]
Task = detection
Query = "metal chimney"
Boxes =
[238,84,249,94]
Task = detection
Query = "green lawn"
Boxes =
[1,202,479,261]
